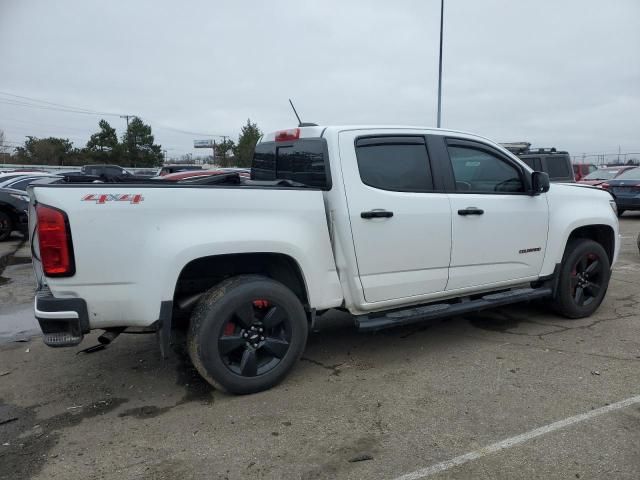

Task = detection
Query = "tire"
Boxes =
[0,211,13,242]
[187,275,308,394]
[617,209,625,217]
[551,239,610,319]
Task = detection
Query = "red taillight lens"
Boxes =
[600,183,610,189]
[275,128,300,142]
[36,204,75,277]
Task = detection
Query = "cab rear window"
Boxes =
[251,138,331,189]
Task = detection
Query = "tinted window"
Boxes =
[521,157,542,171]
[448,145,524,193]
[616,167,640,180]
[545,156,571,179]
[355,139,433,192]
[252,139,330,189]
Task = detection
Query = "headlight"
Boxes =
[9,193,29,202]
[609,199,617,216]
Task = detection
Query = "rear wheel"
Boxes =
[551,239,610,318]
[0,211,13,242]
[187,275,308,394]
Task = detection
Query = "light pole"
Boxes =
[436,0,444,128]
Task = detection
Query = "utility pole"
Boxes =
[120,115,133,166]
[436,0,444,128]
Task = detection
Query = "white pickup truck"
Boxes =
[29,125,619,394]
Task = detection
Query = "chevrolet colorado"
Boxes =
[28,125,620,394]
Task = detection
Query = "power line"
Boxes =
[0,91,230,139]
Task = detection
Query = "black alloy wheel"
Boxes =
[188,275,308,394]
[570,252,604,307]
[551,239,610,319]
[218,299,292,377]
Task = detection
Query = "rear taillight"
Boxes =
[36,204,75,277]
[275,128,300,142]
[600,183,610,190]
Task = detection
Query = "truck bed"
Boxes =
[28,181,343,330]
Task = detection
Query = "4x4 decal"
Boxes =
[81,193,144,204]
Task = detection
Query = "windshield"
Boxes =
[615,167,640,180]
[583,169,619,180]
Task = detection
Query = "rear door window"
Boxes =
[354,136,433,192]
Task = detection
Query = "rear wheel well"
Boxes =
[566,225,614,264]
[172,253,308,323]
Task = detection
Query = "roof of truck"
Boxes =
[260,125,496,144]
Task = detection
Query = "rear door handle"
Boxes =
[457,207,484,216]
[361,209,394,219]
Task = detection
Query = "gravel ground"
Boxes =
[0,217,639,480]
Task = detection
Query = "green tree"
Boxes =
[121,117,163,167]
[215,138,236,167]
[87,119,118,152]
[14,136,74,165]
[233,119,261,167]
[85,119,124,164]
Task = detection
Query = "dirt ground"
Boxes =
[1,216,639,480]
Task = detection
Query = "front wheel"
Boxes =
[551,239,610,318]
[187,275,308,394]
[0,211,13,242]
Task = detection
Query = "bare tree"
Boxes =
[0,129,10,159]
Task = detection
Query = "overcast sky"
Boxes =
[1,0,638,159]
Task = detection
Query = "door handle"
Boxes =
[457,207,484,216]
[361,209,394,219]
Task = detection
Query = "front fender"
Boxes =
[540,185,619,275]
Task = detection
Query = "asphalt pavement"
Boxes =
[0,217,639,480]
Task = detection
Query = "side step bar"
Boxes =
[357,287,552,332]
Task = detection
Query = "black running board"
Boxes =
[357,287,552,332]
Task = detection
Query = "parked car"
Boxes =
[157,170,226,181]
[158,169,251,182]
[81,164,132,180]
[0,171,54,184]
[501,143,575,182]
[573,163,597,182]
[578,166,636,187]
[0,176,63,240]
[158,165,203,176]
[0,187,29,241]
[601,166,640,216]
[0,174,60,191]
[29,125,618,394]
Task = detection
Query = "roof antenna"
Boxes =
[288,99,302,127]
[288,99,318,127]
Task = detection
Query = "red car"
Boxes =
[159,169,250,182]
[578,166,636,186]
[572,163,597,181]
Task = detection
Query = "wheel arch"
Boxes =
[172,252,310,313]
[565,224,615,264]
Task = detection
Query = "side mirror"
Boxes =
[531,171,550,195]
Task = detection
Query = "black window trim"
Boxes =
[353,134,438,193]
[443,137,533,195]
[251,138,333,191]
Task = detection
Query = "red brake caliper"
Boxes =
[253,299,270,309]
[223,322,236,336]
